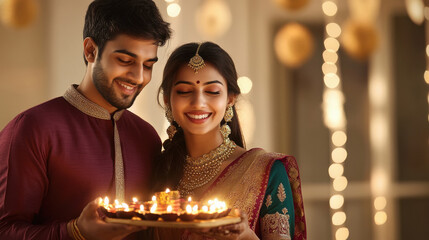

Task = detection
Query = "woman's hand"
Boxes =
[73,199,146,240]
[184,209,259,240]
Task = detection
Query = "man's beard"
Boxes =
[92,62,142,110]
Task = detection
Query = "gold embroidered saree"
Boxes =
[151,148,306,240]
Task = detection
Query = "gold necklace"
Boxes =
[178,139,237,198]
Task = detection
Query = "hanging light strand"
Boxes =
[322,1,350,240]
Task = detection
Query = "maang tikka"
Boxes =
[165,106,177,140]
[220,105,234,141]
[188,43,205,73]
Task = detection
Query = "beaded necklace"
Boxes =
[178,139,237,198]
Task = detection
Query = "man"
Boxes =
[0,0,171,239]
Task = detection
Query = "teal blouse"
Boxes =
[259,160,295,237]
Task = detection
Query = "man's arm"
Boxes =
[0,113,72,239]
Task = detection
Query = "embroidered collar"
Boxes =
[63,84,124,121]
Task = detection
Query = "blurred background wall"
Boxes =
[0,0,428,239]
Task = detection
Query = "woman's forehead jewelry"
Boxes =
[196,80,200,84]
[188,43,205,73]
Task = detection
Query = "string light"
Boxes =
[322,0,349,239]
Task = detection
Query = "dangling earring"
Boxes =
[165,106,177,140]
[220,105,234,141]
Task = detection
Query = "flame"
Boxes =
[150,203,157,213]
[186,205,192,214]
[167,205,172,213]
[165,188,170,193]
[132,197,138,204]
[202,205,208,212]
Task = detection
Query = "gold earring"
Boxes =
[220,106,233,141]
[165,106,177,140]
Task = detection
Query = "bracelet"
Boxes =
[71,218,87,240]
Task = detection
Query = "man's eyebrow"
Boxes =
[114,49,158,62]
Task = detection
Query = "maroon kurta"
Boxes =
[0,86,161,239]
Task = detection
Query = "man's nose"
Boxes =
[127,65,144,84]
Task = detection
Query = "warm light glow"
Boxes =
[426,45,429,56]
[333,176,348,191]
[374,196,387,210]
[405,0,425,25]
[328,163,344,179]
[370,113,388,149]
[322,62,338,74]
[122,203,129,211]
[193,205,198,212]
[335,227,350,240]
[274,23,315,68]
[332,147,347,163]
[326,23,341,38]
[425,6,429,20]
[332,211,346,225]
[371,169,388,196]
[323,50,338,63]
[374,211,388,225]
[202,205,209,212]
[150,203,157,213]
[322,89,346,129]
[324,73,340,88]
[424,70,429,84]
[330,194,344,209]
[186,204,192,213]
[332,131,347,146]
[167,205,172,213]
[195,0,232,38]
[188,197,192,202]
[167,3,181,18]
[152,196,156,201]
[369,76,388,108]
[322,1,338,16]
[140,205,144,212]
[165,0,174,2]
[132,197,138,204]
[238,76,253,94]
[324,37,340,51]
[165,188,170,193]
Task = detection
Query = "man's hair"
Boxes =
[83,0,171,65]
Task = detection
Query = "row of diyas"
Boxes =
[98,189,231,222]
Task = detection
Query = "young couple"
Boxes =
[0,0,305,239]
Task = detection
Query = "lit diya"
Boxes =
[97,190,231,222]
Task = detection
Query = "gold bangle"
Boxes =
[72,218,87,240]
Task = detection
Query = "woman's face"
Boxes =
[169,63,233,137]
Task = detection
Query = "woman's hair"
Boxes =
[83,0,171,65]
[153,42,245,190]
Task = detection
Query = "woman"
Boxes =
[153,42,306,239]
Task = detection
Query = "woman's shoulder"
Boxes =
[247,148,296,163]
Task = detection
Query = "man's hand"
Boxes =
[75,199,146,240]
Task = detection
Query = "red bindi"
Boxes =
[196,80,200,84]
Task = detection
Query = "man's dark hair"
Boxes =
[83,0,171,65]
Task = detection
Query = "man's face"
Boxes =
[92,34,159,110]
